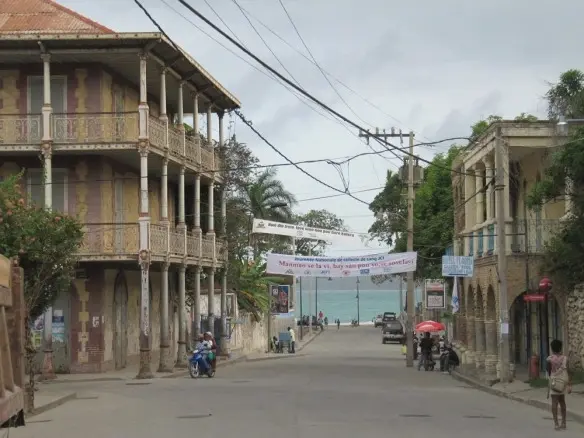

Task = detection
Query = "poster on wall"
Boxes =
[425,280,446,309]
[52,309,65,343]
[270,284,290,314]
[31,315,44,349]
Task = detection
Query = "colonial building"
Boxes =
[451,120,568,378]
[0,0,237,377]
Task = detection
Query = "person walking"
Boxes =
[547,339,571,430]
[336,318,340,330]
[288,326,296,353]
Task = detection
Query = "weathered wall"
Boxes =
[566,286,584,370]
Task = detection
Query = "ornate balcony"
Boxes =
[52,112,139,144]
[0,114,41,146]
[78,223,139,260]
[511,218,563,254]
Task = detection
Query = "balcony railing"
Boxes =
[168,126,183,158]
[78,223,139,256]
[511,218,563,254]
[201,235,214,259]
[0,114,41,145]
[52,112,139,143]
[169,229,185,257]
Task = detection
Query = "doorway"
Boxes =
[113,272,128,370]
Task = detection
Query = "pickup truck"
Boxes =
[382,321,405,344]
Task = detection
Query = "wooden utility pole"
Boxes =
[359,128,417,368]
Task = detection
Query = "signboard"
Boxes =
[441,256,474,277]
[425,279,446,309]
[266,252,417,278]
[252,218,360,242]
[523,294,546,302]
[270,284,290,314]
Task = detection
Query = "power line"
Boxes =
[172,0,472,177]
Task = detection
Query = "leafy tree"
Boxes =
[236,259,284,321]
[546,69,584,119]
[0,173,83,407]
[368,147,461,281]
[470,115,502,142]
[527,126,584,290]
[514,113,538,122]
[294,209,347,256]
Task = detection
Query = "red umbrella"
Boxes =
[415,320,445,332]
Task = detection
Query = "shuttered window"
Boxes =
[28,76,67,113]
[28,169,68,213]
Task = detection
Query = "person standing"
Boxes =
[418,332,433,371]
[547,339,571,430]
[337,318,340,330]
[288,326,296,353]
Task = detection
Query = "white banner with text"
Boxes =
[252,218,360,242]
[266,252,418,277]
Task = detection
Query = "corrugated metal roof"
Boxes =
[0,0,114,34]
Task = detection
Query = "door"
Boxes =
[28,76,66,140]
[113,272,128,370]
[114,178,124,253]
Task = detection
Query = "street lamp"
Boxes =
[356,277,360,326]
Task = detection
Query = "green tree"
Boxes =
[514,112,539,122]
[0,173,83,407]
[470,115,502,142]
[368,147,461,281]
[294,209,347,256]
[236,259,284,321]
[546,69,584,119]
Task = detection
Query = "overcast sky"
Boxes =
[60,0,582,255]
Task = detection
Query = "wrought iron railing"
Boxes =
[0,114,42,145]
[52,112,138,143]
[511,218,563,254]
[78,223,139,256]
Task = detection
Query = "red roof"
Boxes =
[0,0,114,34]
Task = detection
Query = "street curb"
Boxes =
[451,371,584,425]
[28,392,77,418]
[297,330,322,352]
[40,377,124,385]
[246,353,308,363]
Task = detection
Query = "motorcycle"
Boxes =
[189,349,215,378]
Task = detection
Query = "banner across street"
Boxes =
[266,251,417,277]
[252,218,360,242]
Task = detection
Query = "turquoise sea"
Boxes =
[296,286,424,324]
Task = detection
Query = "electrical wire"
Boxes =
[171,0,474,177]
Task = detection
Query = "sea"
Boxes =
[290,276,425,324]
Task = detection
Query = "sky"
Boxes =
[59,0,584,255]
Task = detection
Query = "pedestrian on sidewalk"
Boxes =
[288,326,296,353]
[547,339,571,430]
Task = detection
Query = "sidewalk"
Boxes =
[451,369,584,425]
[30,329,322,414]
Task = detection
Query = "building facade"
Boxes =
[0,0,237,376]
[451,120,568,378]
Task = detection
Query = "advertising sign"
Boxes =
[425,279,446,309]
[266,252,417,278]
[252,218,359,242]
[441,256,474,277]
[270,284,290,314]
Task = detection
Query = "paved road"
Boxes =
[12,326,584,437]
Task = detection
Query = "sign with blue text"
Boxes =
[441,256,474,277]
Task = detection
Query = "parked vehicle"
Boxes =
[189,349,215,378]
[374,315,384,328]
[382,321,405,344]
[382,312,397,324]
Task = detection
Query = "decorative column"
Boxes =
[221,189,226,236]
[176,264,187,367]
[40,52,55,380]
[207,268,215,335]
[484,318,498,376]
[475,167,484,255]
[464,167,474,255]
[193,266,202,340]
[484,160,494,253]
[160,67,167,122]
[475,313,486,369]
[178,81,185,155]
[158,262,173,372]
[465,287,476,365]
[208,182,215,233]
[178,167,186,230]
[220,268,228,354]
[194,174,201,231]
[193,93,199,134]
[137,52,153,379]
[495,145,512,253]
[206,104,213,144]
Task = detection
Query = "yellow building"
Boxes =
[0,0,238,376]
[451,120,568,379]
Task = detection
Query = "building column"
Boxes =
[221,188,227,236]
[194,174,201,231]
[160,67,167,122]
[464,167,474,255]
[495,144,512,254]
[193,266,202,340]
[178,166,186,229]
[484,319,498,375]
[208,182,215,229]
[475,316,486,369]
[475,167,484,255]
[565,178,573,216]
[158,262,173,372]
[176,264,187,367]
[220,268,228,354]
[206,104,213,144]
[207,268,216,335]
[193,93,199,134]
[465,315,476,365]
[484,161,493,219]
[178,81,186,155]
[137,52,153,379]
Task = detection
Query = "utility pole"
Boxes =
[405,131,415,368]
[359,127,418,367]
[495,127,510,382]
[356,277,360,326]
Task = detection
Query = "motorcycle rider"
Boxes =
[194,335,212,371]
[203,331,217,370]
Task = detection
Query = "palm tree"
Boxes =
[245,168,296,221]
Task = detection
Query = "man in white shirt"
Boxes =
[288,326,296,353]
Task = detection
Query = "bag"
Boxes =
[401,345,407,355]
[550,356,568,393]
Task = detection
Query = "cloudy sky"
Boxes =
[60,0,580,255]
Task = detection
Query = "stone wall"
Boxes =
[566,286,584,370]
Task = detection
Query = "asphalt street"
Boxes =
[12,326,584,437]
